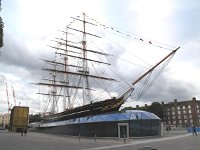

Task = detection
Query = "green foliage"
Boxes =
[148,102,163,119]
[121,106,148,112]
[0,21,3,47]
[122,102,163,120]
[29,113,42,123]
[0,2,3,48]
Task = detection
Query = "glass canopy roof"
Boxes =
[39,110,160,127]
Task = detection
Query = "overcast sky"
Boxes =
[1,0,200,114]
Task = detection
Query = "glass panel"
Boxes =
[141,113,150,119]
[109,114,120,120]
[98,115,107,121]
[129,120,141,137]
[118,115,129,121]
[152,120,159,135]
[105,122,117,137]
[142,120,152,136]
[119,125,127,138]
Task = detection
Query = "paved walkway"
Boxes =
[0,129,199,150]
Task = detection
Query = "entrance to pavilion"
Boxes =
[118,123,129,138]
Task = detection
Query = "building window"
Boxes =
[177,106,180,110]
[183,106,185,109]
[172,111,175,115]
[188,105,191,109]
[191,105,196,109]
[188,110,191,113]
[177,111,181,115]
[183,110,186,114]
[184,115,187,119]
[173,121,176,124]
[178,115,181,119]
[171,107,174,111]
[179,120,182,124]
[172,116,175,119]
[197,105,199,109]
[190,119,193,123]
[197,109,200,113]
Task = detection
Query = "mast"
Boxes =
[118,47,180,99]
[5,83,10,113]
[63,27,67,111]
[132,47,179,85]
[12,86,16,106]
[34,13,180,116]
[82,13,88,105]
[34,13,117,113]
[51,63,57,113]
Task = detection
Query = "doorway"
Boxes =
[118,123,129,138]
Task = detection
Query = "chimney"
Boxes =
[136,105,139,108]
[161,102,164,105]
[174,99,177,103]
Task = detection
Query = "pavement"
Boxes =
[0,129,199,150]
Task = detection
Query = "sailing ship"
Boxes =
[34,13,179,123]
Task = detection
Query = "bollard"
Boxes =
[78,133,80,141]
[123,134,126,143]
[94,133,96,142]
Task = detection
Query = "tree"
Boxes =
[29,113,42,123]
[0,17,3,47]
[121,106,148,112]
[121,102,163,120]
[0,0,4,48]
[148,102,163,120]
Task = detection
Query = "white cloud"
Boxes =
[1,0,200,114]
[129,0,174,42]
[16,0,106,37]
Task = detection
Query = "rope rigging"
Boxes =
[85,14,177,51]
[133,52,176,101]
[37,13,179,113]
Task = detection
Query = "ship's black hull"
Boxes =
[42,97,124,123]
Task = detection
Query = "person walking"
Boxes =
[24,128,27,136]
[192,126,197,136]
[20,128,23,136]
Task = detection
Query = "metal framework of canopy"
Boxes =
[39,110,160,127]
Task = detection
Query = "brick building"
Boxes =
[162,97,200,127]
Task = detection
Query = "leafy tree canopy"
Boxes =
[121,102,163,120]
[29,113,42,123]
[0,1,3,48]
